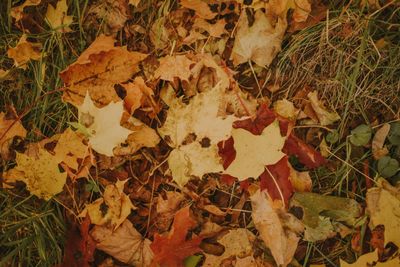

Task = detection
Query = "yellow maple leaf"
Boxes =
[78,93,132,157]
[225,120,286,181]
[45,0,73,32]
[54,128,88,170]
[3,148,67,200]
[7,35,41,69]
[154,55,195,82]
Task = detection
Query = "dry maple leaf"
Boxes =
[150,206,202,267]
[60,34,147,106]
[88,0,129,34]
[203,228,256,267]
[11,0,41,22]
[3,148,67,200]
[78,93,132,157]
[123,76,158,115]
[340,249,400,267]
[192,18,227,38]
[7,34,41,69]
[251,189,304,267]
[154,55,195,83]
[91,219,153,267]
[180,0,216,20]
[83,179,136,230]
[231,10,287,67]
[54,128,89,170]
[0,112,27,160]
[45,0,73,32]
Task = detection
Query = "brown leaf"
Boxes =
[0,112,27,160]
[7,35,41,69]
[372,123,390,160]
[180,0,216,20]
[11,0,41,22]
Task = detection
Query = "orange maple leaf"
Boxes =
[150,206,202,267]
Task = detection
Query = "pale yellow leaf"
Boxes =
[225,120,286,181]
[372,123,390,160]
[180,0,216,20]
[274,99,299,120]
[307,91,340,126]
[45,0,73,32]
[154,55,195,82]
[54,128,88,170]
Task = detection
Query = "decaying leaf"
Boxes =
[11,0,41,22]
[54,128,89,170]
[60,34,147,106]
[307,91,340,126]
[274,99,299,120]
[7,35,41,69]
[372,123,390,160]
[154,55,195,83]
[45,0,73,32]
[203,228,256,267]
[231,10,287,67]
[3,148,67,200]
[88,0,129,34]
[192,18,226,38]
[151,206,202,267]
[155,191,185,231]
[123,76,158,115]
[91,219,153,267]
[180,0,216,20]
[290,192,361,241]
[84,179,136,230]
[225,120,286,181]
[366,179,400,247]
[251,189,303,267]
[340,249,400,267]
[78,93,132,157]
[0,112,27,160]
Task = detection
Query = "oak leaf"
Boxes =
[60,35,147,106]
[3,148,67,200]
[0,112,27,160]
[151,206,202,267]
[7,35,41,69]
[45,0,73,32]
[91,219,153,266]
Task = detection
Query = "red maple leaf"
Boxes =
[150,206,202,267]
[232,103,276,134]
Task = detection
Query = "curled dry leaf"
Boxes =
[274,99,300,120]
[91,219,153,267]
[155,191,185,231]
[203,228,256,267]
[123,76,158,115]
[372,123,390,160]
[45,0,73,32]
[307,91,340,126]
[78,93,132,157]
[84,179,137,230]
[251,189,303,267]
[11,0,41,22]
[60,34,147,106]
[231,10,287,67]
[0,112,27,160]
[366,179,400,248]
[3,148,67,200]
[7,34,41,69]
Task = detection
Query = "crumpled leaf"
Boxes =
[155,191,185,231]
[60,34,147,106]
[154,55,195,82]
[91,219,153,267]
[180,0,216,20]
[349,124,372,146]
[7,34,41,69]
[3,148,67,200]
[11,0,41,22]
[307,91,340,126]
[123,76,158,115]
[366,180,400,247]
[151,206,202,267]
[54,128,89,170]
[290,192,361,241]
[84,179,136,230]
[274,99,299,120]
[45,0,73,32]
[0,112,27,160]
[78,93,132,157]
[192,18,226,38]
[251,189,303,267]
[203,228,256,267]
[225,120,286,181]
[88,0,129,34]
[231,10,287,67]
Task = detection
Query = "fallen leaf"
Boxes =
[0,112,27,160]
[180,0,216,20]
[54,128,89,170]
[129,0,140,6]
[251,189,303,267]
[154,55,195,83]
[3,148,67,200]
[123,76,158,115]
[349,124,372,146]
[231,10,287,67]
[224,120,286,181]
[203,228,255,267]
[91,219,153,266]
[307,91,340,126]
[288,0,327,32]
[290,192,361,241]
[88,0,129,34]
[366,180,400,247]
[192,18,226,38]
[377,156,399,178]
[78,93,132,157]
[339,250,400,267]
[84,179,136,230]
[11,0,41,22]
[60,34,147,106]
[45,0,73,32]
[274,99,299,120]
[372,123,390,160]
[7,34,41,69]
[288,164,312,192]
[151,206,202,267]
[155,191,185,231]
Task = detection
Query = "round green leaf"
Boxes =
[388,122,400,146]
[349,124,371,146]
[377,156,399,178]
[326,130,339,144]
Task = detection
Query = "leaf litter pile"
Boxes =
[1,0,400,266]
